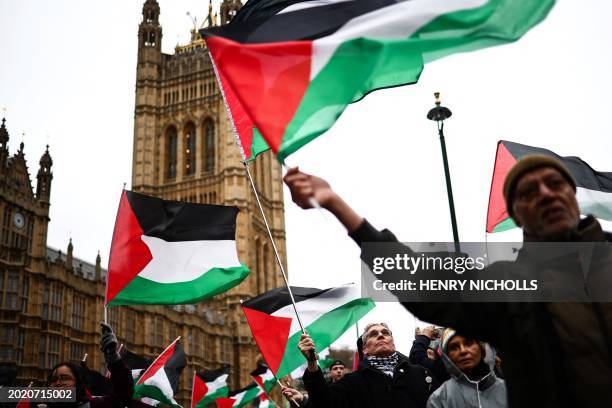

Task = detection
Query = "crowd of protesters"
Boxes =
[284,155,612,407]
[2,154,611,408]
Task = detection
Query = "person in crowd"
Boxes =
[47,323,133,408]
[328,360,347,383]
[281,386,310,407]
[298,322,438,407]
[427,329,506,408]
[410,326,450,385]
[283,155,612,407]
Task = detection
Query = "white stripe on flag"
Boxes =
[206,374,229,395]
[577,187,612,220]
[311,0,488,78]
[280,0,354,14]
[138,237,241,283]
[143,368,176,404]
[272,284,362,336]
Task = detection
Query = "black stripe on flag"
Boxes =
[197,367,229,383]
[502,141,612,192]
[164,341,187,393]
[242,286,332,314]
[249,364,269,378]
[125,190,238,242]
[202,0,397,44]
[229,382,259,397]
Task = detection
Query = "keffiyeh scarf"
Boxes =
[366,352,399,377]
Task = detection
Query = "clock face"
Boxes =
[13,212,25,229]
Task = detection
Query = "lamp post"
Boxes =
[427,92,460,252]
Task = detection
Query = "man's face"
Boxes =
[49,365,77,388]
[329,364,346,382]
[512,167,580,239]
[446,335,482,373]
[362,324,396,357]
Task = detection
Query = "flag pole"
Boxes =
[277,379,300,407]
[427,92,460,252]
[209,50,310,345]
[242,160,308,335]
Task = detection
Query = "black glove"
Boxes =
[100,323,120,364]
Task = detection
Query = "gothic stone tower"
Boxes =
[131,0,287,394]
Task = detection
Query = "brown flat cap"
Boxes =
[503,155,576,218]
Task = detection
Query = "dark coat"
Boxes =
[302,352,437,408]
[350,216,612,408]
[409,334,450,385]
[90,359,134,408]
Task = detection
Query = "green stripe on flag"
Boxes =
[134,384,180,408]
[277,0,554,162]
[276,297,375,377]
[198,387,229,408]
[109,265,250,306]
[492,217,517,233]
[247,128,270,162]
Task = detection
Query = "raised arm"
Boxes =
[283,167,364,233]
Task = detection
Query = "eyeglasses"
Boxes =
[49,374,76,383]
[515,175,569,203]
[365,328,392,339]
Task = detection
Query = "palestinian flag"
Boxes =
[215,383,263,408]
[256,394,275,408]
[487,140,612,233]
[202,0,554,162]
[191,367,229,408]
[121,348,153,374]
[211,55,269,162]
[105,190,250,305]
[134,338,186,408]
[250,364,275,393]
[290,355,335,379]
[242,284,374,378]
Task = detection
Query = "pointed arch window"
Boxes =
[166,127,178,180]
[184,122,196,176]
[203,119,215,173]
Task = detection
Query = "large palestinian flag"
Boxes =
[105,190,250,305]
[134,338,186,408]
[487,140,612,233]
[215,383,263,408]
[242,284,374,378]
[191,367,229,408]
[212,57,269,162]
[250,364,275,393]
[202,0,554,162]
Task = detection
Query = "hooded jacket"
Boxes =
[426,332,507,408]
[350,215,612,408]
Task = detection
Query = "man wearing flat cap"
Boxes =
[284,155,612,408]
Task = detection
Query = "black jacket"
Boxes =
[408,335,449,385]
[302,352,437,408]
[350,216,612,408]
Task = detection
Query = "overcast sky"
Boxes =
[2,0,611,352]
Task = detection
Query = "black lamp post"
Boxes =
[427,92,460,252]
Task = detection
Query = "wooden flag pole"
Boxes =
[277,379,300,407]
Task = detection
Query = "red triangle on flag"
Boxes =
[105,191,153,304]
[191,371,208,408]
[215,397,235,408]
[206,36,312,155]
[242,306,292,375]
[486,141,518,233]
[137,338,179,385]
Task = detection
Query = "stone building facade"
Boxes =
[129,0,287,403]
[1,1,288,405]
